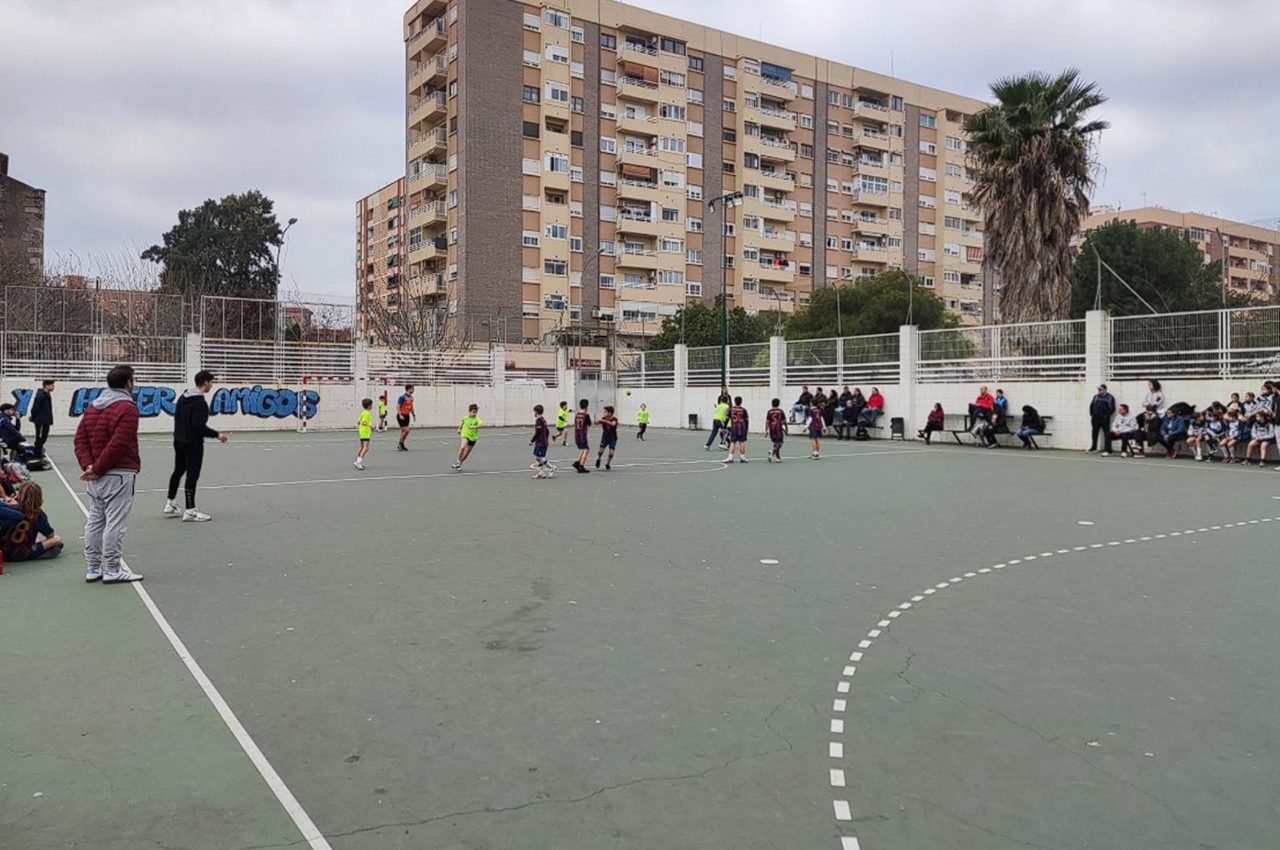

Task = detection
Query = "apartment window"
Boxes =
[944,215,962,229]
[688,56,704,72]
[842,93,855,108]
[944,243,961,256]
[600,32,616,50]
[687,152,703,168]
[825,235,837,248]
[799,143,814,159]
[546,152,570,173]
[522,121,539,139]
[545,223,568,240]
[945,163,963,178]
[687,184,703,200]
[919,167,937,182]
[687,249,703,265]
[723,65,736,80]
[658,270,685,285]
[522,85,539,103]
[799,232,813,247]
[660,70,686,88]
[840,238,854,251]
[660,36,686,55]
[546,191,566,204]
[570,130,583,147]
[571,236,584,252]
[449,116,457,134]
[827,120,838,135]
[661,170,684,188]
[919,222,936,236]
[860,175,888,193]
[600,102,616,119]
[522,11,539,30]
[687,120,703,136]
[944,270,961,283]
[723,98,736,113]
[687,88,703,104]
[890,95,903,111]
[798,263,812,276]
[522,49,540,67]
[546,82,569,103]
[600,205,616,221]
[544,259,568,276]
[570,61,584,79]
[661,207,681,222]
[919,113,937,128]
[522,194,540,210]
[826,177,839,192]
[448,80,457,98]
[745,153,761,169]
[571,97,584,114]
[723,128,737,143]
[801,84,814,99]
[687,217,703,233]
[599,274,615,289]
[828,90,839,105]
[544,295,566,311]
[570,201,583,217]
[918,195,936,209]
[601,69,616,84]
[920,141,937,155]
[570,26,584,43]
[800,114,813,129]
[659,103,686,120]
[599,171,616,187]
[945,136,964,151]
[890,180,903,192]
[545,44,569,63]
[600,137,617,153]
[660,136,685,153]
[522,230,540,247]
[919,248,936,261]
[544,9,569,28]
[521,158,539,175]
[570,166,583,183]
[799,203,813,218]
[660,237,684,252]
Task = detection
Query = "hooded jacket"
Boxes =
[73,389,140,474]
[173,388,220,446]
[0,415,27,450]
[30,389,53,426]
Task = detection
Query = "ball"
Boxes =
[626,390,631,396]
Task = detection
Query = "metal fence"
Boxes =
[686,345,724,387]
[727,342,771,386]
[368,347,495,386]
[785,333,900,386]
[200,296,356,383]
[917,320,1085,383]
[1109,306,1280,379]
[617,349,676,388]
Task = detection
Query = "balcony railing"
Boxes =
[618,210,654,223]
[621,246,658,257]
[407,17,447,47]
[408,200,446,221]
[409,128,447,152]
[756,169,794,184]
[408,163,447,184]
[760,75,797,95]
[755,104,796,121]
[758,136,793,150]
[618,178,659,190]
[621,41,658,57]
[617,76,659,91]
[760,197,797,212]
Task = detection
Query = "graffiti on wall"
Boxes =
[10,386,320,420]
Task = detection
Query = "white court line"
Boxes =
[49,461,332,850]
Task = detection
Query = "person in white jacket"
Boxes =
[1110,404,1144,457]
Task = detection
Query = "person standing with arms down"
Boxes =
[164,370,229,522]
[572,399,592,474]
[1088,384,1116,455]
[396,385,416,451]
[722,396,750,464]
[636,404,650,440]
[765,399,787,462]
[74,365,143,583]
[377,392,389,432]
[30,380,54,459]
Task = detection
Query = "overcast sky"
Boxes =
[3,0,1277,298]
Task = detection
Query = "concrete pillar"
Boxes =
[354,339,370,401]
[1084,310,1109,390]
[769,335,786,403]
[184,332,201,382]
[491,345,506,425]
[899,324,919,439]
[674,342,689,429]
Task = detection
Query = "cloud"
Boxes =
[2,0,1277,298]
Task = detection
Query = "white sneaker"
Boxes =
[103,567,143,583]
[451,461,462,470]
[85,566,102,583]
[182,509,212,522]
[1100,451,1111,456]
[163,500,180,517]
[354,459,365,470]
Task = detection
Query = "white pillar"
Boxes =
[354,339,370,401]
[769,335,786,403]
[183,332,201,383]
[491,345,507,425]
[899,324,919,439]
[1084,310,1109,391]
[674,342,689,429]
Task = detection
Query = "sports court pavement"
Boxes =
[2,424,1277,850]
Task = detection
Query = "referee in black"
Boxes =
[164,370,228,522]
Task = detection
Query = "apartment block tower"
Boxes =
[356,177,408,338]
[397,0,991,342]
[1083,206,1279,302]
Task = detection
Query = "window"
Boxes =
[687,120,703,136]
[945,163,963,178]
[889,207,902,220]
[944,270,961,283]
[801,83,814,99]
[800,114,813,129]
[660,237,684,252]
[522,49,540,67]
[945,136,964,151]
[522,85,540,103]
[600,32,616,50]
[687,249,703,265]
[522,157,539,175]
[571,26,584,43]
[723,128,737,143]
[743,58,760,76]
[599,205,615,221]
[658,270,684,284]
[661,207,680,222]
[599,171,616,187]
[919,222,936,236]
[545,223,568,239]
[600,274,615,289]
[944,215,962,229]
[522,230,540,247]
[522,11,540,30]
[570,166,583,183]
[799,203,813,217]
[544,9,569,28]
[723,98,736,113]
[688,56,704,72]
[448,80,457,98]
[660,36,686,55]
[918,195,936,209]
[799,143,814,159]
[829,90,839,105]
[890,179,903,192]
[600,137,616,153]
[687,184,703,200]
[919,167,937,182]
[827,120,839,135]
[825,235,838,248]
[661,170,684,188]
[659,103,687,120]
[826,177,839,192]
[660,70,685,88]
[546,45,569,63]
[571,96,584,114]
[522,120,540,139]
[570,62,584,79]
[687,152,703,168]
[687,88,703,104]
[920,141,937,155]
[546,82,569,103]
[546,152,570,173]
[600,239,615,254]
[660,136,685,153]
[859,175,888,193]
[570,236,584,252]
[687,217,703,233]
[600,102,616,119]
[522,194,540,210]
[544,259,568,276]
[571,130,583,147]
[944,243,961,257]
[723,65,736,80]
[601,69,616,84]
[890,95,903,111]
[544,294,566,311]
[919,113,937,128]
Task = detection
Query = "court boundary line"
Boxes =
[48,460,333,850]
[825,514,1280,849]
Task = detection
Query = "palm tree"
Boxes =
[965,69,1108,323]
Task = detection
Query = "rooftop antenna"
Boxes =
[890,50,895,77]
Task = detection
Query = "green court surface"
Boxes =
[2,426,1278,850]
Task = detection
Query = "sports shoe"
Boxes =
[85,566,102,583]
[103,567,143,583]
[739,457,748,463]
[595,457,601,468]
[182,509,212,522]
[766,454,773,463]
[451,461,462,470]
[722,456,734,464]
[1100,451,1111,456]
[354,459,365,470]
[546,465,557,477]
[163,500,180,517]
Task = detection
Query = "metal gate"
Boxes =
[573,369,616,414]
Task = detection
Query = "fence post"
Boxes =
[899,324,919,439]
[769,335,786,402]
[354,339,370,401]
[674,342,688,429]
[491,345,507,424]
[1085,310,1110,389]
[184,332,201,382]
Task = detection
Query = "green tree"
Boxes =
[1069,220,1247,317]
[142,191,287,298]
[783,270,955,339]
[965,69,1108,322]
[646,297,777,349]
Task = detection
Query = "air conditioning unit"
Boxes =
[591,308,602,318]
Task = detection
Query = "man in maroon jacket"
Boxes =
[73,365,143,583]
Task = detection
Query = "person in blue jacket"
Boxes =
[1156,407,1189,458]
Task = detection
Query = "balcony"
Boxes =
[852,216,891,236]
[851,244,889,262]
[755,169,795,192]
[406,273,447,295]
[748,228,796,254]
[407,240,443,264]
[618,41,658,60]
[852,100,890,120]
[747,102,796,132]
[408,91,447,128]
[759,74,798,100]
[408,200,446,226]
[408,162,447,189]
[745,195,797,222]
[616,177,666,203]
[615,210,665,236]
[408,127,447,156]
[754,259,795,283]
[849,188,890,208]
[744,133,796,162]
[615,247,660,270]
[857,129,891,152]
[408,53,448,91]
[617,144,667,169]
[852,158,888,177]
[616,76,661,103]
[406,17,447,58]
[616,111,660,136]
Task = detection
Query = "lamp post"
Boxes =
[707,190,743,390]
[275,216,299,289]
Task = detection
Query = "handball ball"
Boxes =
[626,390,632,396]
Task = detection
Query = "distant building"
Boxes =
[0,152,46,280]
[356,177,408,340]
[1083,206,1279,303]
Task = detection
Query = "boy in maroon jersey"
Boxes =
[765,398,788,462]
[530,404,555,478]
[722,396,750,464]
[595,405,619,470]
[572,399,592,474]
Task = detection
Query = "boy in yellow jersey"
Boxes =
[452,403,484,470]
[354,398,373,470]
[554,400,571,445]
[376,393,388,431]
[704,397,730,450]
[636,403,650,440]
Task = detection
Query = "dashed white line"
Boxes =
[830,768,846,787]
[833,800,852,821]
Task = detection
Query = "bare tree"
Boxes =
[360,286,471,351]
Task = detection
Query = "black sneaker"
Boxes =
[605,463,611,470]
[595,457,601,468]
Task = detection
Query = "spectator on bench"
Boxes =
[859,387,884,427]
[1140,405,1162,451]
[968,386,994,432]
[919,403,945,444]
[791,386,812,424]
[1243,410,1275,467]
[834,389,865,440]
[993,388,1009,424]
[1143,379,1165,415]
[1015,405,1043,448]
[1222,409,1244,463]
[977,397,1009,448]
[1155,407,1189,458]
[1111,403,1144,457]
[1088,384,1117,454]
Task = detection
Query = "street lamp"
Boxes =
[706,191,743,390]
[275,216,299,289]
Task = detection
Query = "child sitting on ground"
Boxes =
[0,481,63,562]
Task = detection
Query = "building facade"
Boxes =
[356,177,408,340]
[0,152,46,281]
[396,0,990,342]
[1083,206,1279,303]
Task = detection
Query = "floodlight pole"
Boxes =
[707,191,743,390]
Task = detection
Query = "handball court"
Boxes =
[2,427,1278,850]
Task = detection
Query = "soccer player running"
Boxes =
[722,396,750,463]
[595,405,619,470]
[572,399,592,474]
[636,404,650,440]
[704,395,730,451]
[807,397,825,459]
[165,370,229,523]
[354,398,373,470]
[530,404,555,478]
[452,404,483,470]
[765,398,788,462]
[554,401,571,446]
[377,393,388,432]
[396,384,416,451]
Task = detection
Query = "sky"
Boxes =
[2,0,1278,299]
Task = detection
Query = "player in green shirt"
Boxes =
[452,403,484,470]
[354,398,373,470]
[554,400,571,445]
[637,404,650,440]
[705,398,730,450]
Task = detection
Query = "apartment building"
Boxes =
[396,0,991,342]
[356,177,408,339]
[0,152,46,280]
[1084,206,1279,302]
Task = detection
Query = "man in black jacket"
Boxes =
[164,371,228,522]
[1088,383,1117,455]
[30,380,54,457]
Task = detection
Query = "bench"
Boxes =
[945,413,1054,449]
[831,409,887,440]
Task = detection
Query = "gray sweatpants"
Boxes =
[84,471,136,575]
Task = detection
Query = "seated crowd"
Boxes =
[788,385,885,440]
[0,399,64,572]
[916,385,1047,449]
